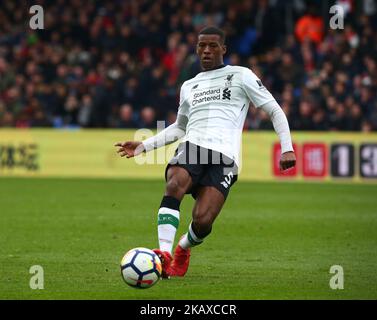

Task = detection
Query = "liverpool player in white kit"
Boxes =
[115,27,296,278]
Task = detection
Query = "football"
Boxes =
[120,247,162,289]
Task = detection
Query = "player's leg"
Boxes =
[158,165,192,253]
[189,185,225,240]
[170,186,226,276]
[170,150,238,277]
[154,165,193,277]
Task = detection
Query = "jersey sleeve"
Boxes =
[242,68,276,108]
[177,83,190,117]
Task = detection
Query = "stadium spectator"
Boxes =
[117,103,139,129]
[139,106,156,129]
[295,5,325,45]
[77,94,93,128]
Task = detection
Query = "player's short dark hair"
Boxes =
[198,26,226,44]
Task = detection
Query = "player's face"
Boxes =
[196,34,226,70]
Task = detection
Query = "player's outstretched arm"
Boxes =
[260,100,296,171]
[115,113,188,158]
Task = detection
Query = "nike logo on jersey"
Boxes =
[175,150,184,159]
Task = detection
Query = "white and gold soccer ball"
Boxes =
[120,247,162,289]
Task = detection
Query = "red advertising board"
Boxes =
[272,143,298,177]
[302,143,328,177]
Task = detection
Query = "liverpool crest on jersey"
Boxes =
[225,74,234,87]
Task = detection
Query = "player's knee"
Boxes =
[165,179,186,199]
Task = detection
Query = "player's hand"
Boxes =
[280,151,296,171]
[114,141,144,158]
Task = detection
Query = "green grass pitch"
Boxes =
[0,177,376,299]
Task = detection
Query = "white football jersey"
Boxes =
[178,65,276,166]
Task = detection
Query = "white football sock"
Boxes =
[158,207,179,255]
[179,222,203,249]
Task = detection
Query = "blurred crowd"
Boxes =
[0,0,376,131]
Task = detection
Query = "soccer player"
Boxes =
[115,26,296,278]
